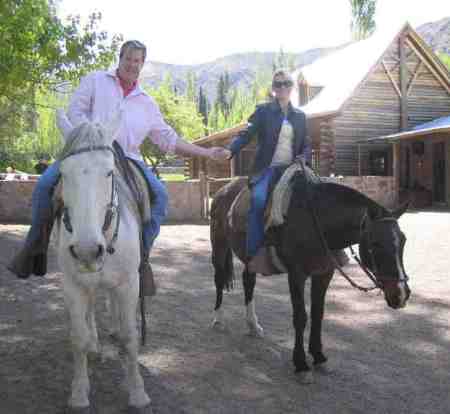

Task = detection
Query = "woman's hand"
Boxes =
[208,147,231,161]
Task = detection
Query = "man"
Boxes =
[9,40,230,281]
[228,69,311,273]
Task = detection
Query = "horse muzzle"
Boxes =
[382,279,410,309]
[69,242,106,273]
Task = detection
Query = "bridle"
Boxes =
[60,145,121,255]
[356,215,409,289]
[294,158,408,292]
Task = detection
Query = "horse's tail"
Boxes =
[210,198,235,312]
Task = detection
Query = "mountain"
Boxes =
[416,17,450,55]
[140,48,343,102]
[139,17,450,102]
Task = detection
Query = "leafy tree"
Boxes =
[141,76,205,175]
[438,53,450,70]
[349,0,377,41]
[0,0,122,170]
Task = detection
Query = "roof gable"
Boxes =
[292,22,450,118]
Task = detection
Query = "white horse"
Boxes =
[54,113,151,414]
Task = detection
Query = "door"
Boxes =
[432,142,446,204]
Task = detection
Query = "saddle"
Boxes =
[227,163,343,276]
[227,165,306,276]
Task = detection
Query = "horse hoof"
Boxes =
[128,404,153,414]
[314,362,333,375]
[296,370,314,384]
[211,319,226,331]
[66,406,92,414]
[247,324,264,338]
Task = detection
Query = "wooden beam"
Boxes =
[405,38,450,94]
[382,60,402,98]
[406,61,423,96]
[393,142,400,206]
[400,34,408,131]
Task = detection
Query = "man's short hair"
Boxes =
[272,68,293,82]
[119,40,147,61]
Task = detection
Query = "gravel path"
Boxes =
[0,210,449,414]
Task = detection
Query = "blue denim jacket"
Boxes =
[229,100,311,180]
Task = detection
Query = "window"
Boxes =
[369,151,389,176]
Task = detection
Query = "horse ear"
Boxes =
[56,109,74,142]
[392,201,409,219]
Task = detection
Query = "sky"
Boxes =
[57,0,450,65]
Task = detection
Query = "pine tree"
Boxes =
[349,0,377,41]
[198,86,209,127]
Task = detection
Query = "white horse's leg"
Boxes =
[212,306,225,329]
[64,281,92,409]
[86,296,99,354]
[116,283,150,409]
[246,298,264,337]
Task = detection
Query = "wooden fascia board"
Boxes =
[406,30,450,92]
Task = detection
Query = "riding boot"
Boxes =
[8,215,54,279]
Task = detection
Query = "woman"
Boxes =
[228,69,311,272]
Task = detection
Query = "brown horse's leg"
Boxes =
[287,268,310,376]
[309,271,333,367]
[243,267,263,336]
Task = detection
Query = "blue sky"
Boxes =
[58,0,450,65]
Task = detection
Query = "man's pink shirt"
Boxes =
[67,70,178,161]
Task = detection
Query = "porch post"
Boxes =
[393,142,400,206]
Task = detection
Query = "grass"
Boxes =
[160,173,186,182]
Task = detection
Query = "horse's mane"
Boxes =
[291,173,391,218]
[57,121,111,161]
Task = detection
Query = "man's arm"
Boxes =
[147,98,230,161]
[67,72,96,126]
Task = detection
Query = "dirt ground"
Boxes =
[1,210,450,414]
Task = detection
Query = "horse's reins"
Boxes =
[296,159,380,292]
[60,144,147,345]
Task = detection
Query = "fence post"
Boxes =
[199,171,206,219]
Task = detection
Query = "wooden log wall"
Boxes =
[333,34,450,177]
[318,119,336,176]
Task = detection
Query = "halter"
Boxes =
[294,158,407,292]
[60,145,121,255]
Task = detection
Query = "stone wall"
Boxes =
[329,176,397,208]
[0,179,204,224]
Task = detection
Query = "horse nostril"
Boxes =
[96,244,104,259]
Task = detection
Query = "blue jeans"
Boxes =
[247,167,276,257]
[27,159,167,252]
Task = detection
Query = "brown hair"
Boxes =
[119,40,147,61]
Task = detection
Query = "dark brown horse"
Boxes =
[210,171,411,382]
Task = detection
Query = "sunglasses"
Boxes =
[272,80,293,89]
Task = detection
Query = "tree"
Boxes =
[438,53,450,70]
[272,47,296,72]
[197,86,209,128]
[185,71,197,104]
[349,0,377,41]
[0,0,122,168]
[140,76,205,175]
